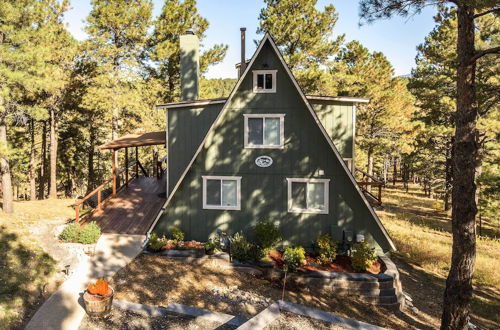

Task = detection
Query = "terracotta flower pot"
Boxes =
[83,286,114,317]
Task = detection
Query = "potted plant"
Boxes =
[83,278,114,317]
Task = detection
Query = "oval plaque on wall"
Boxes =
[255,156,273,168]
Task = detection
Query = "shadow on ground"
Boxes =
[0,226,58,329]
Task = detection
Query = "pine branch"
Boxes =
[473,7,500,19]
[471,46,500,62]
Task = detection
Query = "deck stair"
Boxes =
[355,168,384,207]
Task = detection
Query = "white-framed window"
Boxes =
[253,70,277,93]
[202,176,241,210]
[287,178,330,214]
[244,114,285,149]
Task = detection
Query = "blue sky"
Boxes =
[63,0,437,78]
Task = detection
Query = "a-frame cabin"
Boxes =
[151,32,395,253]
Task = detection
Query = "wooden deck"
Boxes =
[83,176,166,235]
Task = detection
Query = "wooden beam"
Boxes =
[125,147,129,187]
[112,149,117,196]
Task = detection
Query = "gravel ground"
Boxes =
[109,254,440,329]
[264,311,347,330]
[79,308,237,330]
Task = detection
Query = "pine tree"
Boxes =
[359,1,500,328]
[148,0,227,102]
[83,0,153,145]
[335,41,417,182]
[257,0,344,94]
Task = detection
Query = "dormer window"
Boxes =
[253,70,277,93]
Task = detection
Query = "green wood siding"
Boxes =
[155,39,392,253]
[168,103,223,192]
[310,100,354,159]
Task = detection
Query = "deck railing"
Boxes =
[355,168,384,206]
[74,159,141,223]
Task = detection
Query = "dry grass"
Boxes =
[378,185,500,328]
[0,198,74,329]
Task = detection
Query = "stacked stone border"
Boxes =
[112,299,385,330]
[144,250,404,310]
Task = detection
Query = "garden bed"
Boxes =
[266,250,385,274]
[265,311,346,330]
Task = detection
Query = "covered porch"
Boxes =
[76,131,167,235]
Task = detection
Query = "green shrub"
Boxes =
[59,223,81,242]
[316,234,337,265]
[283,246,306,272]
[248,244,265,261]
[77,222,101,244]
[148,233,168,251]
[170,226,185,241]
[352,241,377,272]
[254,220,282,250]
[230,232,251,261]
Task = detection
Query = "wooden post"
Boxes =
[125,147,129,186]
[97,189,101,208]
[135,147,139,178]
[112,149,117,196]
[378,184,382,205]
[75,204,80,223]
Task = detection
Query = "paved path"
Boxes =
[25,234,145,330]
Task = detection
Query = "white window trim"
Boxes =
[243,114,285,149]
[253,70,277,93]
[202,176,241,210]
[286,178,330,214]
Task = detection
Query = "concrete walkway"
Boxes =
[25,234,145,330]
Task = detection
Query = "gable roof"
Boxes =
[149,33,395,251]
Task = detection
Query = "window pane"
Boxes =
[206,179,221,205]
[256,74,264,89]
[291,182,307,210]
[264,118,280,146]
[265,73,273,89]
[308,182,325,210]
[248,118,263,145]
[221,180,237,207]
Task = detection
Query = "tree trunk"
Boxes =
[0,116,14,213]
[49,108,58,199]
[366,148,373,193]
[86,128,96,194]
[392,157,397,186]
[29,119,37,200]
[444,137,454,211]
[441,4,477,329]
[38,121,47,199]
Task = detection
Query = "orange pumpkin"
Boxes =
[87,278,111,296]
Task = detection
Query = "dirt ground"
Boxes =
[109,254,442,329]
[265,311,346,329]
[79,308,235,330]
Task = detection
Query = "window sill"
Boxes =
[203,205,241,211]
[244,144,284,149]
[253,89,276,93]
[288,208,328,214]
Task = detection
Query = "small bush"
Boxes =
[230,232,251,261]
[59,223,80,242]
[254,220,282,250]
[316,234,337,265]
[148,233,168,251]
[78,222,101,244]
[352,241,377,272]
[170,226,185,241]
[248,244,265,261]
[283,246,306,272]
